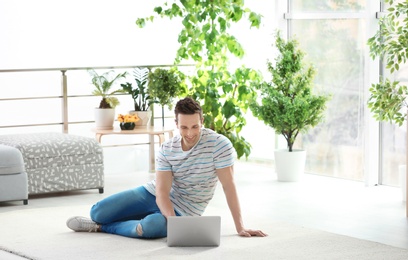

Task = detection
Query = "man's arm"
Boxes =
[155,170,176,218]
[217,165,267,237]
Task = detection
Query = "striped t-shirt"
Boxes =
[143,128,235,216]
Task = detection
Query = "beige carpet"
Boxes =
[1,204,408,260]
[1,159,408,260]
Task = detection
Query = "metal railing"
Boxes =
[0,64,193,133]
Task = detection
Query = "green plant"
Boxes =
[88,69,128,109]
[121,67,152,111]
[136,1,262,159]
[148,67,187,110]
[250,31,330,152]
[367,0,408,126]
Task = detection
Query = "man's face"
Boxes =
[176,113,203,149]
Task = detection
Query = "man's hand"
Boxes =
[238,228,268,237]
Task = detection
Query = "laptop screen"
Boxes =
[167,216,221,247]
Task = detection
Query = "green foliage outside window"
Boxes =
[367,0,408,126]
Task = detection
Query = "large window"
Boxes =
[284,1,368,181]
[283,0,406,187]
[380,0,407,186]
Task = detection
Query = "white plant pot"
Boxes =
[274,149,306,182]
[399,165,406,202]
[94,108,115,130]
[129,110,152,126]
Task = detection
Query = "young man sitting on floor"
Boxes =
[67,97,267,239]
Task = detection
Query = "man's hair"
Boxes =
[174,97,203,122]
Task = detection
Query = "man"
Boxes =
[67,97,267,238]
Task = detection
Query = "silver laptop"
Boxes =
[167,216,221,247]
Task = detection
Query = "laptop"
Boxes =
[167,216,221,247]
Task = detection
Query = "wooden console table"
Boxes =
[92,126,174,172]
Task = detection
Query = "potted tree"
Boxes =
[250,31,330,181]
[121,67,153,126]
[148,67,187,126]
[88,69,127,130]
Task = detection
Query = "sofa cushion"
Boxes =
[0,132,103,169]
[0,132,101,158]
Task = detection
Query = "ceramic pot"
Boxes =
[274,149,306,182]
[120,122,136,130]
[129,110,152,126]
[94,108,115,130]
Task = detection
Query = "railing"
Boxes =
[0,64,193,133]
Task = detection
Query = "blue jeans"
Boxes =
[90,186,179,239]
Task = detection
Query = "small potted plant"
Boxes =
[148,67,187,125]
[120,67,153,126]
[250,31,330,181]
[88,69,127,130]
[117,113,140,130]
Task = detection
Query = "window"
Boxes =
[283,1,368,181]
[379,0,407,186]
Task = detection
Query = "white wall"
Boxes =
[0,0,277,163]
[0,0,180,68]
[0,0,275,69]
